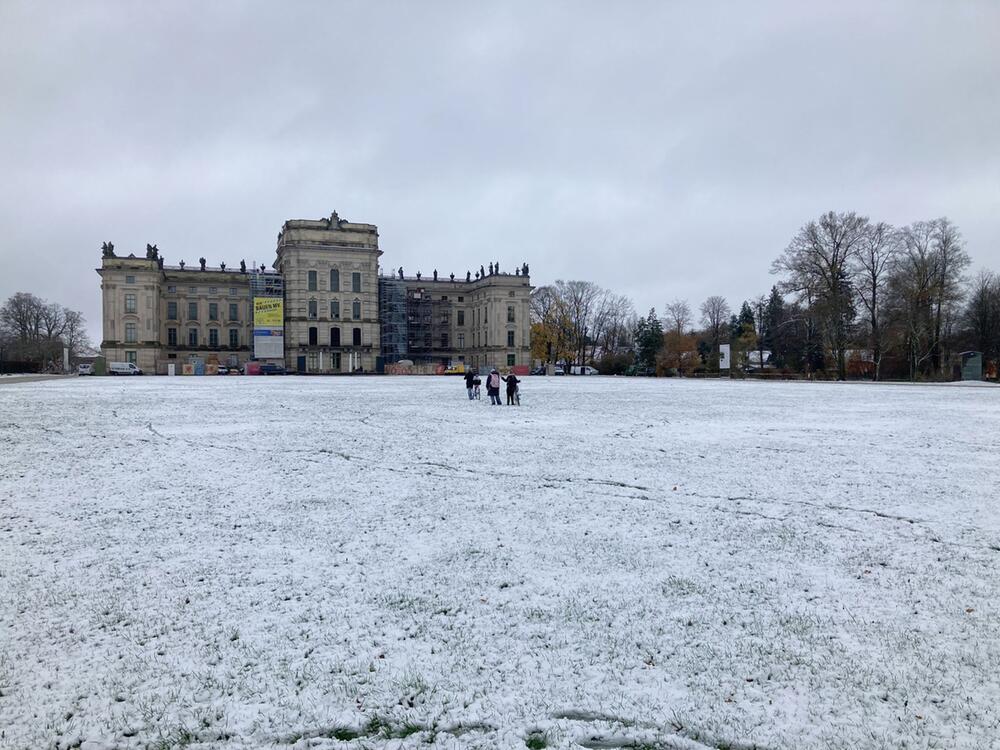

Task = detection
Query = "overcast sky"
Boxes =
[1,0,998,344]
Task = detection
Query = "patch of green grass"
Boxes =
[329,726,361,741]
[395,722,424,738]
[525,732,548,749]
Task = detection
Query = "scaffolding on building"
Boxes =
[249,270,283,299]
[406,287,450,365]
[378,277,408,365]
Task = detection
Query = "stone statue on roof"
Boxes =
[101,241,116,258]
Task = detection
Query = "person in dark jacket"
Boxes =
[464,369,476,400]
[502,372,520,405]
[486,369,502,405]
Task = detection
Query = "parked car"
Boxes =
[625,365,655,377]
[571,365,600,375]
[216,366,229,375]
[259,363,287,375]
[77,363,94,376]
[108,362,143,375]
[529,366,546,375]
[553,366,565,375]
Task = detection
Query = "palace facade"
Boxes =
[98,213,533,374]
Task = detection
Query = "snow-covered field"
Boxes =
[1,376,998,750]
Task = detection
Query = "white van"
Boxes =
[108,362,143,376]
[570,365,600,375]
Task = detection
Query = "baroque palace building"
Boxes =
[98,212,533,374]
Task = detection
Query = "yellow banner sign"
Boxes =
[254,298,284,327]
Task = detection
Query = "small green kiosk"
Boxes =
[959,351,983,381]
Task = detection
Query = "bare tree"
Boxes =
[963,270,1000,368]
[699,295,730,345]
[0,292,91,366]
[554,280,604,367]
[853,221,901,380]
[772,211,869,380]
[891,221,938,380]
[930,217,971,375]
[664,299,692,336]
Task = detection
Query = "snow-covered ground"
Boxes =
[1,376,998,750]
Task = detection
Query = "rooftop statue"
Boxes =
[101,241,116,258]
[240,260,246,273]
[199,257,206,271]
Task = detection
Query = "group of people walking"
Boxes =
[464,368,520,405]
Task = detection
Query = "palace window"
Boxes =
[229,329,239,348]
[458,333,464,348]
[229,303,238,320]
[188,286,197,294]
[308,300,317,319]
[352,272,361,293]
[352,327,362,346]
[125,294,136,313]
[441,333,449,348]
[308,327,318,346]
[352,299,361,319]
[167,328,177,346]
[209,328,219,347]
[507,354,516,366]
[229,287,238,296]
[126,351,136,364]
[167,285,176,293]
[308,351,318,371]
[330,299,340,319]
[457,310,464,326]
[330,352,341,370]
[167,301,177,319]
[125,275,135,284]
[507,330,515,346]
[330,327,341,346]
[308,270,317,291]
[330,269,340,292]
[188,328,198,347]
[209,287,217,294]
[209,303,218,321]
[125,322,137,343]
[507,305,515,322]
[188,302,198,320]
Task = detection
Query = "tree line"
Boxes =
[0,292,93,371]
[531,211,1000,380]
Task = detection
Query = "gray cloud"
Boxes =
[1,0,998,342]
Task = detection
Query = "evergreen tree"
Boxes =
[633,307,663,368]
